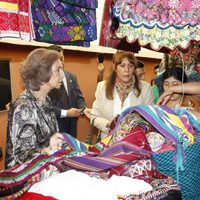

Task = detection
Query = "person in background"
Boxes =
[91,50,154,139]
[157,67,200,120]
[153,64,160,75]
[151,78,159,104]
[135,59,145,80]
[97,62,105,83]
[6,48,65,168]
[48,45,90,138]
[97,53,105,83]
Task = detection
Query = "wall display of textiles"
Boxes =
[100,0,200,52]
[0,0,98,47]
[0,0,32,40]
[31,0,98,46]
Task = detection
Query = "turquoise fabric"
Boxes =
[153,142,200,200]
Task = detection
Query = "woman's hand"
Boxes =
[49,132,65,152]
[67,108,82,117]
[83,108,91,118]
[157,90,173,105]
[107,114,120,131]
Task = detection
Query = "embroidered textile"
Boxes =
[115,23,200,51]
[181,95,200,112]
[108,112,152,147]
[169,41,200,75]
[31,0,97,45]
[113,0,199,29]
[100,0,199,52]
[99,0,141,52]
[0,0,32,40]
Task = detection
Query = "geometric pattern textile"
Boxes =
[31,0,97,46]
[0,0,32,40]
[59,0,98,9]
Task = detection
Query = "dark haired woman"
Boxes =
[157,67,200,119]
[90,51,154,139]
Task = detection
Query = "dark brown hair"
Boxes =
[47,45,64,62]
[20,48,61,91]
[47,45,63,53]
[105,50,141,99]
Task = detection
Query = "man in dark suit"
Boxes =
[48,45,90,138]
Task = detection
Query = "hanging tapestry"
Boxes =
[113,0,199,29]
[169,41,200,75]
[99,0,141,52]
[112,0,200,51]
[31,0,97,46]
[59,0,97,9]
[115,23,200,51]
[0,0,32,40]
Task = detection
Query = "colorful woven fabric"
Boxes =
[113,105,198,173]
[100,0,199,52]
[113,0,199,29]
[0,130,149,196]
[31,0,97,45]
[18,192,58,200]
[60,0,97,9]
[0,0,32,40]
[0,127,181,200]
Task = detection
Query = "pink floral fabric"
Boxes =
[114,0,200,29]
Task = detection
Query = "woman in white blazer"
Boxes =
[91,50,154,139]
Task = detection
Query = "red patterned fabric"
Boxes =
[0,0,32,40]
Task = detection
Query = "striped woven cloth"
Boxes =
[0,109,181,199]
[0,128,151,198]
